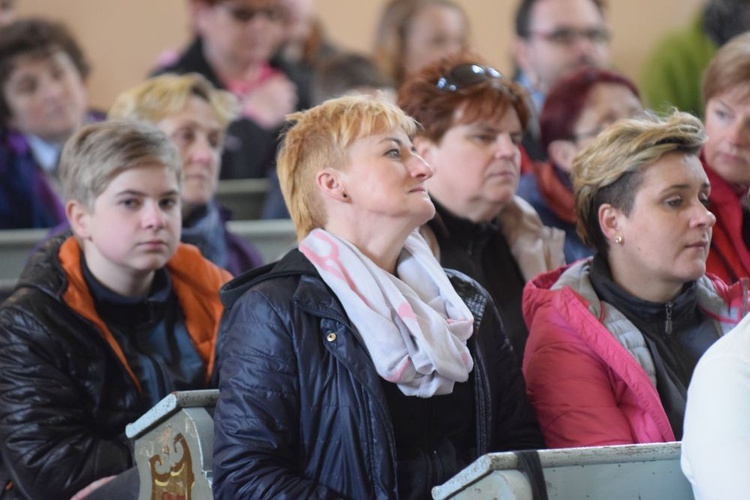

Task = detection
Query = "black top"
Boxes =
[427,200,528,363]
[589,254,720,439]
[382,377,476,500]
[82,255,205,407]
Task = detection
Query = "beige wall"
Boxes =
[19,0,704,110]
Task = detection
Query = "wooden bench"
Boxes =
[0,228,47,283]
[226,218,296,263]
[215,178,269,220]
[432,442,693,500]
[127,392,693,500]
[125,390,218,500]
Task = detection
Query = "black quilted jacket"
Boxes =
[212,249,544,499]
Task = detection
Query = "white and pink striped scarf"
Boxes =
[299,228,474,397]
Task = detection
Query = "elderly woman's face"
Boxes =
[335,127,435,231]
[3,50,87,143]
[421,106,523,222]
[607,153,714,296]
[156,95,224,216]
[703,86,750,185]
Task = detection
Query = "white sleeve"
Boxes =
[681,327,750,500]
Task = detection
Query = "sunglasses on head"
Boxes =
[435,64,503,92]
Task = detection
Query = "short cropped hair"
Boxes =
[0,18,90,124]
[541,66,639,150]
[108,73,239,128]
[278,94,418,240]
[374,0,467,85]
[702,31,750,105]
[573,110,706,257]
[60,120,183,209]
[312,53,394,105]
[398,52,530,144]
[514,0,606,38]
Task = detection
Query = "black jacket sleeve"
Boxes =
[479,299,547,452]
[0,308,132,499]
[212,289,339,499]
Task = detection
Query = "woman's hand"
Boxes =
[70,475,116,500]
[242,73,298,130]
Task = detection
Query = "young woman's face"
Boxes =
[420,106,523,222]
[402,4,467,79]
[73,164,182,297]
[3,50,87,143]
[156,95,224,216]
[703,86,750,185]
[606,153,715,301]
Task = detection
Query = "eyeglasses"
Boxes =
[435,64,503,92]
[530,27,611,46]
[219,3,283,23]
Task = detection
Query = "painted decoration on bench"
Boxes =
[148,433,195,500]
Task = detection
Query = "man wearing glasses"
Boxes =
[512,0,611,160]
[156,0,310,179]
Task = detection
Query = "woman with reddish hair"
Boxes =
[398,53,564,360]
[517,66,642,262]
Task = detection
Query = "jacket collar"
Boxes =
[220,248,351,322]
[45,236,230,392]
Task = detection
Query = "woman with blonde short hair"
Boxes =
[211,94,544,499]
[522,110,748,448]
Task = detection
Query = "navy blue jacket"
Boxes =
[213,249,544,499]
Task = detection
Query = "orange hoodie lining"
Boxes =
[59,237,230,393]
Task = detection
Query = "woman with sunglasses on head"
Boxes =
[398,53,565,362]
[517,66,643,263]
[523,110,748,449]
[212,95,545,499]
[156,0,309,180]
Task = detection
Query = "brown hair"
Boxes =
[0,18,90,124]
[398,52,530,144]
[702,31,750,105]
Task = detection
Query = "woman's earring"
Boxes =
[614,234,624,245]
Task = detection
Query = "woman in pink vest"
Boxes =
[523,110,748,448]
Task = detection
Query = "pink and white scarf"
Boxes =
[299,228,474,397]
